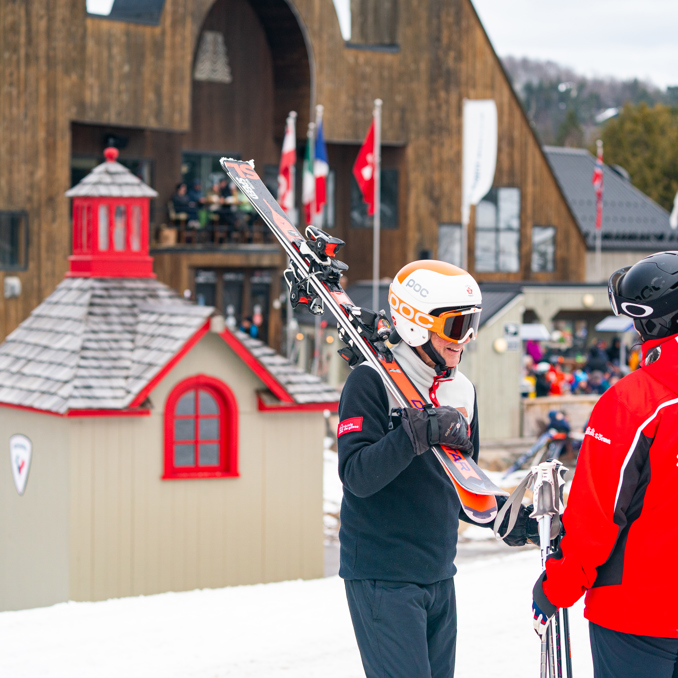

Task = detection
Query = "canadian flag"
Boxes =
[352,121,376,215]
[277,113,296,217]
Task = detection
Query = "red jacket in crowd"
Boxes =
[543,333,678,637]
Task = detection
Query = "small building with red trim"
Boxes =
[0,154,339,611]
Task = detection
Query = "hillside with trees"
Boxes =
[502,56,678,147]
[502,57,678,211]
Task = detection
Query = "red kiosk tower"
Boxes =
[65,147,157,278]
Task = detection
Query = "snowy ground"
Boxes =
[0,552,592,677]
[0,443,593,676]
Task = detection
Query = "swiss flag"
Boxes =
[352,122,376,216]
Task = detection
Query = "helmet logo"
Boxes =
[405,279,429,298]
[389,291,434,329]
[466,286,473,295]
[620,302,653,318]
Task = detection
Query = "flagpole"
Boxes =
[596,139,603,281]
[305,122,315,227]
[372,99,383,313]
[289,111,297,223]
[315,104,324,225]
[287,111,297,359]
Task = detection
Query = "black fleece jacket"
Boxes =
[337,365,479,584]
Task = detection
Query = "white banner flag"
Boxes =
[670,190,678,230]
[462,100,498,227]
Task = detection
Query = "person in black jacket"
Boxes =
[338,261,536,678]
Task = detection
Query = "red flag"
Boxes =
[592,142,604,230]
[353,122,376,216]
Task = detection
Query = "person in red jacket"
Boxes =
[532,251,678,678]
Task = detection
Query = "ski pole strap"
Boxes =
[493,470,533,538]
[493,460,567,540]
[424,404,440,445]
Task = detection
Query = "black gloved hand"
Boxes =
[495,498,540,547]
[401,405,473,456]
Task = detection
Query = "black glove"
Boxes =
[495,498,540,547]
[401,405,473,456]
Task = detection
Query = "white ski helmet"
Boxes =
[388,260,482,347]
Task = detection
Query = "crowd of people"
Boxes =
[171,176,259,242]
[522,336,640,398]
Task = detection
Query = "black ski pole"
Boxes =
[554,609,563,677]
[563,607,573,677]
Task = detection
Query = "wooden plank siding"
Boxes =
[66,333,324,602]
[0,0,586,342]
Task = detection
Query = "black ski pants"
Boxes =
[345,577,457,678]
[590,622,678,678]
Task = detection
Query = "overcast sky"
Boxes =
[471,0,678,89]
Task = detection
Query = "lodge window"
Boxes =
[438,224,462,267]
[86,0,166,26]
[0,211,28,270]
[350,169,398,229]
[474,187,521,273]
[335,0,399,49]
[532,226,556,273]
[163,375,239,480]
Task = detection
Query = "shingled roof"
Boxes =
[221,328,341,407]
[0,277,340,415]
[544,146,677,251]
[65,151,158,198]
[0,278,211,414]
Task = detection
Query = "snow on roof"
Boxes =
[0,277,211,413]
[65,157,158,198]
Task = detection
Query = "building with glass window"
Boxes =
[0,156,339,611]
[0,0,588,347]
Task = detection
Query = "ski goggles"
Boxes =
[608,266,678,319]
[390,290,482,343]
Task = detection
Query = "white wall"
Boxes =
[462,296,525,440]
[68,331,325,602]
[0,409,70,611]
[585,250,660,283]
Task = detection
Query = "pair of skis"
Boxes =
[219,157,507,523]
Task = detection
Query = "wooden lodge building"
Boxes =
[0,0,587,348]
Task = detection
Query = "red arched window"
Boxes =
[163,375,239,479]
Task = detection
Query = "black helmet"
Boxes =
[608,251,678,341]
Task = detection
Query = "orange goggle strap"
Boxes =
[389,289,481,342]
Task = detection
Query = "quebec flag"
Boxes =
[314,120,329,216]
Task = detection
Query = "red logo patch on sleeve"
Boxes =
[338,417,363,437]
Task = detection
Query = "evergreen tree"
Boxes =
[556,109,584,147]
[597,103,678,212]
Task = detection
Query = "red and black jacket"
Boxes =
[543,334,678,637]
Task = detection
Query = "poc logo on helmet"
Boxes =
[389,292,434,329]
[405,278,429,298]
